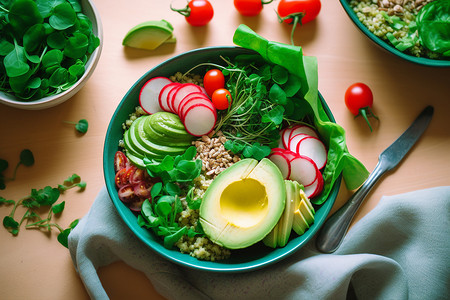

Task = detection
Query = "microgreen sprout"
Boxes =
[0,149,35,190]
[0,173,86,247]
[64,119,89,134]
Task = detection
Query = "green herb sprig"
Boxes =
[64,118,89,133]
[0,0,100,100]
[137,146,203,249]
[0,173,86,247]
[0,149,35,190]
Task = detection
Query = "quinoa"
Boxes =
[349,0,442,58]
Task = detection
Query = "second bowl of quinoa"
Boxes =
[340,0,450,67]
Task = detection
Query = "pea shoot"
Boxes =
[0,149,35,190]
[0,173,86,247]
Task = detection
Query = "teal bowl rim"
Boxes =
[339,0,450,68]
[103,46,341,273]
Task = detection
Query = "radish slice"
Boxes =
[268,152,291,179]
[272,148,298,161]
[288,133,309,153]
[289,124,319,140]
[180,97,215,120]
[297,136,328,170]
[183,104,217,136]
[158,82,180,112]
[171,84,204,114]
[177,92,209,115]
[139,77,172,114]
[304,172,324,198]
[289,155,319,187]
[280,127,295,149]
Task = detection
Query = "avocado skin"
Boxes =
[123,113,193,166]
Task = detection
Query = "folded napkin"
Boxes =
[69,186,450,300]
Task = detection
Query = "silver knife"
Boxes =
[316,105,434,253]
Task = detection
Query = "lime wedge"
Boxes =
[122,20,176,50]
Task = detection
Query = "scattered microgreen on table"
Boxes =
[0,0,100,100]
[0,149,34,190]
[64,118,89,133]
[137,146,204,249]
[0,173,86,247]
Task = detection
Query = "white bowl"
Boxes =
[0,0,103,110]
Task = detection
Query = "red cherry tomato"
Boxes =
[118,184,136,203]
[115,165,137,188]
[234,0,270,16]
[172,0,214,26]
[133,180,153,199]
[345,82,378,131]
[277,0,321,24]
[203,69,225,97]
[211,88,232,110]
[114,151,128,173]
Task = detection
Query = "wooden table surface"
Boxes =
[1,0,449,299]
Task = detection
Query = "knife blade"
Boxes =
[316,105,434,253]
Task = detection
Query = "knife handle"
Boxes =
[315,161,386,253]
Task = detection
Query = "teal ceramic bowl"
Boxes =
[103,46,341,272]
[339,0,450,67]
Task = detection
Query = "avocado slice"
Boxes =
[146,112,193,140]
[292,209,310,235]
[122,20,176,50]
[276,180,296,247]
[200,158,286,249]
[141,115,193,146]
[128,116,189,156]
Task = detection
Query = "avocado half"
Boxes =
[199,158,286,249]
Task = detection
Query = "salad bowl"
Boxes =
[103,46,341,272]
[339,0,450,67]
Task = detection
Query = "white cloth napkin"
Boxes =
[69,186,450,300]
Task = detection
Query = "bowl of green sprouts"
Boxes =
[0,0,103,110]
[340,0,450,67]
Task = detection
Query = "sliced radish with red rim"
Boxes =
[288,155,319,187]
[171,83,204,114]
[268,152,291,179]
[304,172,324,198]
[177,92,210,115]
[288,133,309,153]
[139,77,172,114]
[183,104,217,136]
[297,136,328,170]
[288,124,319,140]
[180,97,215,121]
[159,82,180,112]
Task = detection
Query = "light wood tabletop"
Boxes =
[1,0,449,299]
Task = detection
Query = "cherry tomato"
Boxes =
[128,198,145,212]
[118,184,136,203]
[277,0,321,25]
[172,0,214,27]
[133,180,153,199]
[114,151,128,173]
[234,0,272,16]
[345,82,379,131]
[203,69,225,97]
[211,88,232,110]
[115,165,137,187]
